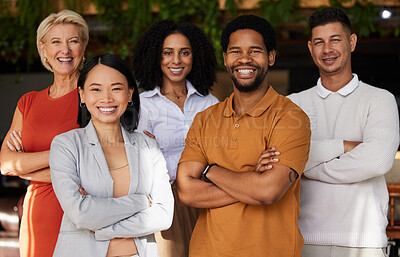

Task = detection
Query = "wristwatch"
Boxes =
[201,164,217,183]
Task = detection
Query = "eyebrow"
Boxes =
[228,46,264,50]
[163,47,191,50]
[88,82,124,87]
[312,34,342,42]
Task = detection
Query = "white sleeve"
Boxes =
[304,91,399,183]
[50,136,149,231]
[94,142,174,240]
[304,139,344,171]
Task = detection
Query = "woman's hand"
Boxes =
[143,130,155,139]
[78,185,88,196]
[7,131,24,153]
[254,147,280,173]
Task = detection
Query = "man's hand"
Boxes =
[343,141,361,153]
[255,147,280,173]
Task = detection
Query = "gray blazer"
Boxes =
[49,121,174,257]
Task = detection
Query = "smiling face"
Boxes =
[39,23,86,76]
[223,29,275,93]
[160,33,193,86]
[308,22,357,78]
[79,64,133,127]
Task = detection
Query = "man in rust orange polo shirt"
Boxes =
[177,15,311,257]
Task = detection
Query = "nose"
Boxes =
[238,52,252,64]
[323,42,334,54]
[100,90,113,103]
[60,41,70,54]
[172,53,181,64]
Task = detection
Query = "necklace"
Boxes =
[161,89,187,100]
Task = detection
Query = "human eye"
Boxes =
[314,40,323,46]
[181,51,191,56]
[70,38,79,44]
[112,86,123,91]
[90,87,100,92]
[51,40,60,44]
[163,51,172,56]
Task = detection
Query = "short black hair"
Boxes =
[309,7,352,34]
[77,53,140,132]
[132,20,217,96]
[221,15,276,53]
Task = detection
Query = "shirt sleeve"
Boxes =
[304,139,344,171]
[94,140,174,240]
[50,134,149,231]
[268,107,311,176]
[179,112,209,165]
[305,91,399,183]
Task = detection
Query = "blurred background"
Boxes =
[0,1,399,255]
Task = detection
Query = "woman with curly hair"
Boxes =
[133,20,219,257]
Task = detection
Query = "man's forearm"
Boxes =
[177,175,238,209]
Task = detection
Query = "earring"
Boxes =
[80,102,86,108]
[82,56,86,63]
[44,57,48,63]
[128,101,133,106]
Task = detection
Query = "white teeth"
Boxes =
[169,68,183,72]
[237,69,254,74]
[58,58,72,62]
[99,107,116,112]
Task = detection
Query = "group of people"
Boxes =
[0,6,398,257]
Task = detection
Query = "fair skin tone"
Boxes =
[0,23,86,182]
[177,29,296,208]
[308,22,361,152]
[143,33,193,140]
[78,63,139,253]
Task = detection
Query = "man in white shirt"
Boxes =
[288,7,399,257]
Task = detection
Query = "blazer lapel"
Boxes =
[121,127,140,194]
[85,121,114,197]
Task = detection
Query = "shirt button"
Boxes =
[232,137,237,141]
[235,123,239,128]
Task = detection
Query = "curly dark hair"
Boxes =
[77,53,140,132]
[309,7,352,35]
[221,15,276,54]
[132,20,217,96]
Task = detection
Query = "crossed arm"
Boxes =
[0,107,51,182]
[176,149,294,208]
[50,135,173,238]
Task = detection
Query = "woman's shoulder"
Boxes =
[18,87,49,107]
[52,128,86,147]
[126,131,158,150]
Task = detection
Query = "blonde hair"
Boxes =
[36,9,89,72]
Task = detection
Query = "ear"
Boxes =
[128,88,134,102]
[349,33,357,53]
[78,87,85,103]
[223,52,227,67]
[38,41,47,59]
[268,50,276,66]
[307,40,313,56]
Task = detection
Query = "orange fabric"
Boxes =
[18,86,79,257]
[107,164,137,257]
[179,87,311,257]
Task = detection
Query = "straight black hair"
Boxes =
[77,53,140,132]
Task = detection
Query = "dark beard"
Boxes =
[229,65,267,93]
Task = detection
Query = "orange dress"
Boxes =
[18,86,79,257]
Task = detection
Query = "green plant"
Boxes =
[0,0,52,70]
[258,0,301,28]
[330,0,379,37]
